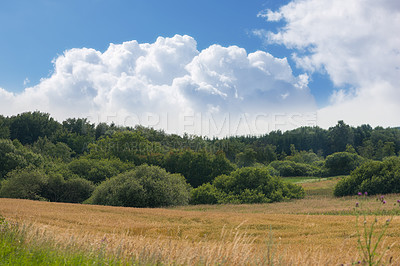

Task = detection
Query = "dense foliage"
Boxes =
[0,111,399,205]
[324,152,365,176]
[191,167,305,204]
[87,164,191,207]
[334,157,400,196]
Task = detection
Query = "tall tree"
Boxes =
[328,120,354,153]
[9,111,61,144]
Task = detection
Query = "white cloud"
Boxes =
[258,0,400,128]
[0,35,316,136]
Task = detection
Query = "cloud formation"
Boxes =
[259,0,400,127]
[0,35,316,136]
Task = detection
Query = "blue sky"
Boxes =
[0,0,399,135]
[1,0,297,90]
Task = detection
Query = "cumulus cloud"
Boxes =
[258,0,400,128]
[0,35,316,136]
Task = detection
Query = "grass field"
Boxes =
[1,177,400,265]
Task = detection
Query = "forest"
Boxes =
[0,111,399,207]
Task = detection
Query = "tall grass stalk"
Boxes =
[354,193,397,265]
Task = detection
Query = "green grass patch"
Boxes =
[0,216,129,265]
[282,176,326,184]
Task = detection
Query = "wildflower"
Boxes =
[397,200,400,203]
[383,200,386,204]
[358,192,362,196]
[379,195,385,203]
[355,202,359,207]
[364,192,368,196]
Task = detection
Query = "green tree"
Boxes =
[9,111,61,145]
[0,115,10,139]
[32,137,74,162]
[88,131,155,164]
[328,120,354,153]
[374,141,395,160]
[358,140,375,159]
[62,118,95,136]
[68,158,130,184]
[235,147,257,167]
[0,139,44,178]
[163,149,234,188]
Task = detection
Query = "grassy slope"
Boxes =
[1,177,400,264]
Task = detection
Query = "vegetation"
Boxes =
[0,111,399,206]
[191,167,304,204]
[0,215,129,265]
[334,157,400,197]
[87,164,191,207]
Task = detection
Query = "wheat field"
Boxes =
[1,179,400,265]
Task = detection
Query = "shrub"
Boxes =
[190,167,305,205]
[190,183,220,205]
[87,164,191,207]
[324,152,365,176]
[334,157,400,196]
[62,178,95,203]
[0,167,47,200]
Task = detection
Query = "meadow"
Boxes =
[1,177,400,265]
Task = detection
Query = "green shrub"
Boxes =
[0,167,95,203]
[0,167,47,200]
[87,164,191,207]
[62,178,95,203]
[324,152,365,176]
[190,183,220,204]
[190,167,304,205]
[334,157,400,196]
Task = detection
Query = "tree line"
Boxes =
[0,111,399,206]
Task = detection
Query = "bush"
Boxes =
[324,152,365,176]
[0,166,95,203]
[87,164,191,207]
[334,157,400,196]
[190,183,220,205]
[190,167,305,204]
[63,178,95,203]
[268,160,320,177]
[0,167,47,200]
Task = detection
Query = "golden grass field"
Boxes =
[1,178,400,265]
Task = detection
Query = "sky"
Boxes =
[0,0,399,137]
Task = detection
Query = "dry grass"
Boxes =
[1,178,400,264]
